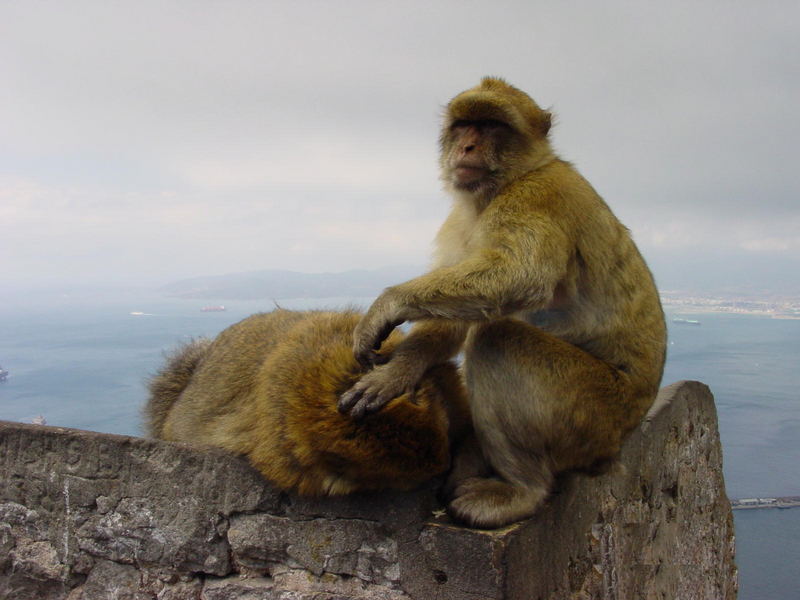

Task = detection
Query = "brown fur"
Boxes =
[340,77,667,528]
[145,309,470,496]
[146,337,212,438]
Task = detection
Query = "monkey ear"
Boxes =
[539,111,552,136]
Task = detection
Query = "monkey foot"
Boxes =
[448,477,548,529]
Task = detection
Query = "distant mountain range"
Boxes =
[159,250,800,301]
[159,266,425,300]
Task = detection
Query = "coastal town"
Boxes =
[660,291,800,319]
[730,496,800,510]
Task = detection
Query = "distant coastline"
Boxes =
[155,271,800,319]
[661,292,800,319]
[731,496,800,510]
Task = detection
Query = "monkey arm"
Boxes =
[352,218,572,365]
[393,255,556,320]
[385,318,468,370]
[402,202,573,320]
[339,319,467,418]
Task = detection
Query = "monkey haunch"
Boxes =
[340,77,667,529]
[145,309,470,496]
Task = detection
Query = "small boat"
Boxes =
[0,365,8,382]
[672,317,701,326]
[201,305,226,312]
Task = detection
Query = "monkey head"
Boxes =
[439,77,553,201]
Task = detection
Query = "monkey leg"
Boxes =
[449,476,550,530]
[448,318,631,528]
[441,429,491,501]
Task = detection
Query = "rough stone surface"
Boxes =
[0,380,737,599]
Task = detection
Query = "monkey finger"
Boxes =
[350,385,394,419]
[372,351,392,365]
[372,318,403,351]
[361,392,392,416]
[354,348,378,368]
[338,386,365,414]
[349,394,374,420]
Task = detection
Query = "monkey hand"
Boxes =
[338,359,420,419]
[351,291,407,368]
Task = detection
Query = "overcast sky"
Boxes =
[1,1,798,294]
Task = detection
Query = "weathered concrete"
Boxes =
[0,380,737,599]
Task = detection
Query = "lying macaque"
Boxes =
[145,309,470,495]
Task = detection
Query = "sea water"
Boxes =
[662,311,800,599]
[0,290,798,598]
[0,291,372,436]
[663,311,800,499]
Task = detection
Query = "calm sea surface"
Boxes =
[0,290,798,598]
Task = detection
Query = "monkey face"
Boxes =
[439,77,552,199]
[446,119,505,188]
[440,119,512,196]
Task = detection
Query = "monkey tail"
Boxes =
[144,338,212,438]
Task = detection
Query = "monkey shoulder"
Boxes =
[499,161,660,330]
[488,161,602,227]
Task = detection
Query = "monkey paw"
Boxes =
[352,293,407,367]
[440,435,490,502]
[448,477,548,529]
[338,363,413,419]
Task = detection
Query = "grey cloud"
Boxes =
[0,1,798,290]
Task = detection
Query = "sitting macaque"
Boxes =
[145,309,470,495]
[340,77,667,528]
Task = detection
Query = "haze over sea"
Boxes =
[0,289,798,599]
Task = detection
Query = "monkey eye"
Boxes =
[450,119,509,132]
[477,119,508,130]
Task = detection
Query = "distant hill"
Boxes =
[160,266,425,300]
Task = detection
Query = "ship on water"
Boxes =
[201,305,226,312]
[672,317,701,326]
[0,365,8,383]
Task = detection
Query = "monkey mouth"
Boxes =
[453,165,488,185]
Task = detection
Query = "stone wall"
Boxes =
[0,380,737,599]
